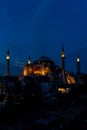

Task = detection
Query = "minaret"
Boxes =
[76,53,80,74]
[28,56,31,65]
[6,50,10,76]
[61,46,67,84]
[61,46,65,71]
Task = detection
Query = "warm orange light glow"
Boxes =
[58,88,66,94]
[41,70,45,76]
[28,67,32,73]
[23,61,51,76]
[58,87,70,94]
[23,65,33,76]
[66,74,76,84]
[61,52,65,58]
[34,70,41,75]
[33,66,51,76]
[23,69,27,76]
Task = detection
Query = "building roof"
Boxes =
[34,56,54,63]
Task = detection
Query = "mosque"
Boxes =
[0,48,85,101]
[4,46,83,86]
[22,47,77,85]
[4,46,87,95]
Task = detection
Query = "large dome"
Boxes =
[33,56,54,64]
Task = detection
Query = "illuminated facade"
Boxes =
[23,56,60,77]
[23,49,76,85]
[66,73,76,84]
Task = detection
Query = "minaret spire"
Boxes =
[61,45,67,84]
[6,50,10,76]
[28,56,31,65]
[76,52,80,74]
[61,45,65,71]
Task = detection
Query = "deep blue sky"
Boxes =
[0,0,87,75]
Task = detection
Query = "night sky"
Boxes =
[0,0,87,75]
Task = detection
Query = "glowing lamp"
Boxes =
[6,55,10,60]
[61,53,65,58]
[28,60,31,64]
[77,58,80,62]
